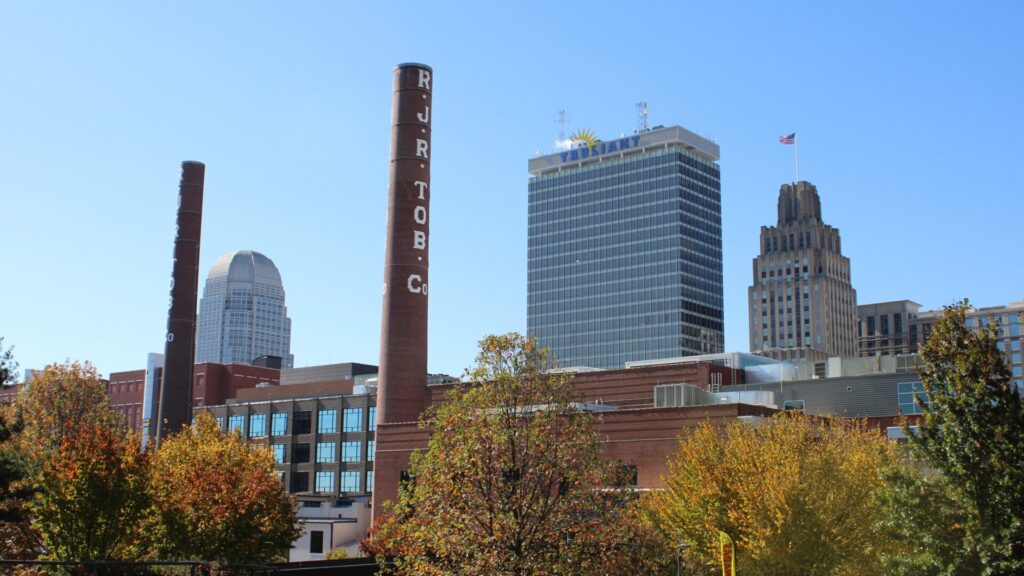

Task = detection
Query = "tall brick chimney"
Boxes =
[373,63,432,514]
[154,161,205,445]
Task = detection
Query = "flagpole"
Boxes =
[795,134,800,183]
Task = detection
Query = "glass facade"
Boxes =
[528,140,723,369]
[898,381,931,415]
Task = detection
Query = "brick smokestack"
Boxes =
[154,161,205,445]
[377,64,433,426]
[373,64,432,513]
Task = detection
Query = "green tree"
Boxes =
[0,337,17,387]
[365,333,672,576]
[877,466,982,576]
[904,300,1024,573]
[149,412,300,564]
[646,412,903,576]
[29,425,153,561]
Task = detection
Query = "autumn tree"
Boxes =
[645,412,902,576]
[29,425,153,561]
[365,333,672,576]
[14,361,125,450]
[0,406,39,559]
[901,300,1024,573]
[149,412,300,564]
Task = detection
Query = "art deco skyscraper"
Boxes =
[748,181,857,362]
[195,249,294,368]
[528,125,724,369]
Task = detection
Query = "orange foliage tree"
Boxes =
[365,333,672,575]
[30,425,152,561]
[149,413,299,564]
[645,412,903,576]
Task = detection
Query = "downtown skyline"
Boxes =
[2,2,1021,378]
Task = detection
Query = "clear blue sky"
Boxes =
[2,1,1021,379]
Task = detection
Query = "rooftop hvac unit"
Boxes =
[654,383,715,408]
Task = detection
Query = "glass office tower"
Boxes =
[196,250,294,369]
[527,126,724,369]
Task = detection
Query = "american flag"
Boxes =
[778,133,796,145]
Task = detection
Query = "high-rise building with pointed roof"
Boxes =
[748,181,857,362]
[195,249,294,369]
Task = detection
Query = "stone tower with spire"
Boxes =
[748,181,857,362]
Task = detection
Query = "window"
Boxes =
[343,408,362,432]
[248,414,267,438]
[368,407,377,431]
[366,470,374,493]
[316,442,336,463]
[309,530,324,554]
[228,415,244,433]
[367,440,376,462]
[318,409,337,434]
[342,441,361,462]
[292,443,310,463]
[315,471,334,493]
[340,470,360,492]
[290,472,309,493]
[898,381,931,415]
[783,400,805,411]
[294,411,311,435]
[271,413,288,436]
[215,416,224,429]
[272,444,285,464]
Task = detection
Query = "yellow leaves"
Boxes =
[646,412,903,576]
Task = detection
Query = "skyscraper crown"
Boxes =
[777,181,822,225]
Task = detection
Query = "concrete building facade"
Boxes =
[527,125,724,369]
[857,299,1023,391]
[857,300,922,357]
[748,181,858,362]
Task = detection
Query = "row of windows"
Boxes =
[295,469,372,494]
[272,440,376,464]
[221,407,377,437]
[528,177,720,224]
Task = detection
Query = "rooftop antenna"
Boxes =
[636,101,649,133]
[558,108,569,144]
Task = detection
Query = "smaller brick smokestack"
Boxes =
[154,161,205,445]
